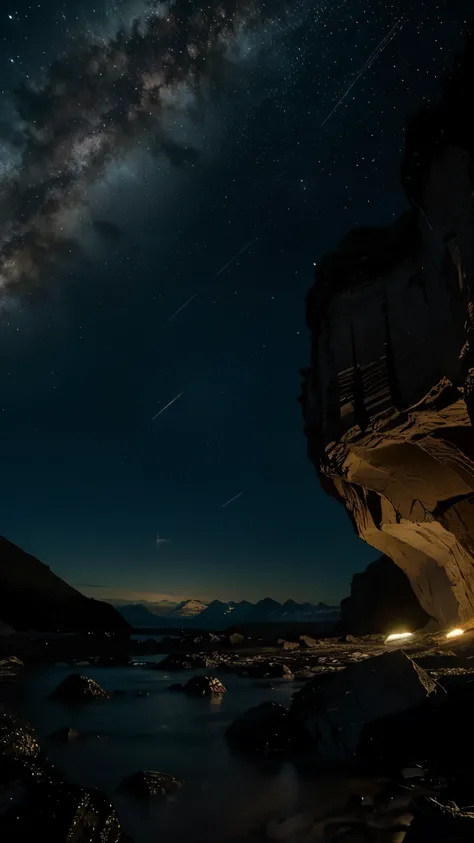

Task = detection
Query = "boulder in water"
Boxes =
[183,675,226,696]
[49,674,109,703]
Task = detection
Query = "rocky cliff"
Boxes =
[302,31,474,628]
[0,536,129,633]
[340,555,431,636]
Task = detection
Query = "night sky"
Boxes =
[0,0,470,606]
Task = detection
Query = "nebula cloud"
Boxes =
[0,0,285,292]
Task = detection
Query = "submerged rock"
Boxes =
[116,770,183,799]
[49,673,109,703]
[291,650,441,761]
[226,702,306,758]
[182,675,226,696]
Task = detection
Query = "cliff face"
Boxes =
[303,33,474,628]
[0,536,129,633]
[340,555,431,636]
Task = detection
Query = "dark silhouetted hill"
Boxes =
[0,536,129,633]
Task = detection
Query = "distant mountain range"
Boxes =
[115,597,339,630]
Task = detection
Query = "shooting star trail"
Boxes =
[213,239,255,280]
[168,293,198,322]
[152,391,184,421]
[221,491,244,508]
[321,18,404,127]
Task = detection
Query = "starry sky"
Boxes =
[0,0,470,606]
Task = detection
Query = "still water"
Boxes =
[21,657,310,842]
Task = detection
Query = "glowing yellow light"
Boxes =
[385,632,413,644]
[446,628,464,639]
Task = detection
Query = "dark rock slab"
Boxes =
[291,650,442,761]
[116,770,183,799]
[49,674,109,703]
[226,702,307,758]
[404,797,474,842]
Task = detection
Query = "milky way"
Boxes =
[0,0,304,292]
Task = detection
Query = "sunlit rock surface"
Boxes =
[302,32,474,627]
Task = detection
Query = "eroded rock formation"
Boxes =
[302,32,474,627]
[340,555,432,635]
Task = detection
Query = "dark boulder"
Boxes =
[290,650,441,761]
[0,714,126,842]
[226,702,307,758]
[341,555,432,636]
[183,675,226,696]
[358,673,474,770]
[116,770,183,799]
[49,674,109,703]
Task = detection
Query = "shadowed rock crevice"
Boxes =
[340,555,432,635]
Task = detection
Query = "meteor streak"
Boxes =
[321,18,404,127]
[152,391,184,421]
[221,491,244,508]
[168,293,198,323]
[212,239,255,280]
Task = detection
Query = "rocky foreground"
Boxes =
[3,628,474,842]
